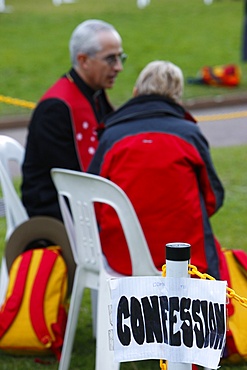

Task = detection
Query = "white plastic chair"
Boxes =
[0,135,28,305]
[0,135,28,238]
[51,168,160,370]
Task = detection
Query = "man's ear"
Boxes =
[77,53,89,69]
[132,86,138,97]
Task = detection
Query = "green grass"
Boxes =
[210,145,247,252]
[1,0,247,117]
[1,0,247,368]
[0,145,247,369]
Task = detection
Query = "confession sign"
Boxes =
[110,276,227,369]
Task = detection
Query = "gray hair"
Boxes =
[135,61,184,103]
[69,19,120,67]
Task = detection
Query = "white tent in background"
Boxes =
[137,0,150,9]
[136,0,213,8]
[0,0,5,11]
[52,0,76,5]
[0,0,12,12]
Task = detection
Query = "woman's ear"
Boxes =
[132,86,138,97]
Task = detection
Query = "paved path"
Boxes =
[0,102,247,150]
[191,104,247,148]
[0,126,28,147]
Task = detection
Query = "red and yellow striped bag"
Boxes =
[0,246,68,360]
[221,249,247,364]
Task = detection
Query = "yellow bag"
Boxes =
[222,249,247,363]
[0,246,68,360]
[187,64,241,87]
[201,64,241,87]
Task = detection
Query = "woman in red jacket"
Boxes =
[88,60,225,280]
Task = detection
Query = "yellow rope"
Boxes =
[161,263,247,308]
[0,95,36,110]
[160,263,247,369]
[1,93,246,370]
[1,94,247,123]
[160,359,167,370]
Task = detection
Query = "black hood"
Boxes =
[105,94,196,129]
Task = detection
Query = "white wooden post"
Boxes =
[166,242,192,370]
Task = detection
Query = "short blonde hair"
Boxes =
[134,61,184,103]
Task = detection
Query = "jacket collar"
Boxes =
[105,94,197,129]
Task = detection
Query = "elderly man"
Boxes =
[21,19,125,220]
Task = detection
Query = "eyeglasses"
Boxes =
[93,52,127,67]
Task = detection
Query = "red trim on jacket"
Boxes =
[97,132,222,277]
[89,95,224,279]
[41,76,98,171]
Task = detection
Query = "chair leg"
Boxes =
[91,289,98,338]
[95,272,120,370]
[0,257,9,306]
[59,268,85,370]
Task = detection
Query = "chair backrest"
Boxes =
[0,135,25,178]
[51,168,159,277]
[0,135,28,239]
[0,135,28,306]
